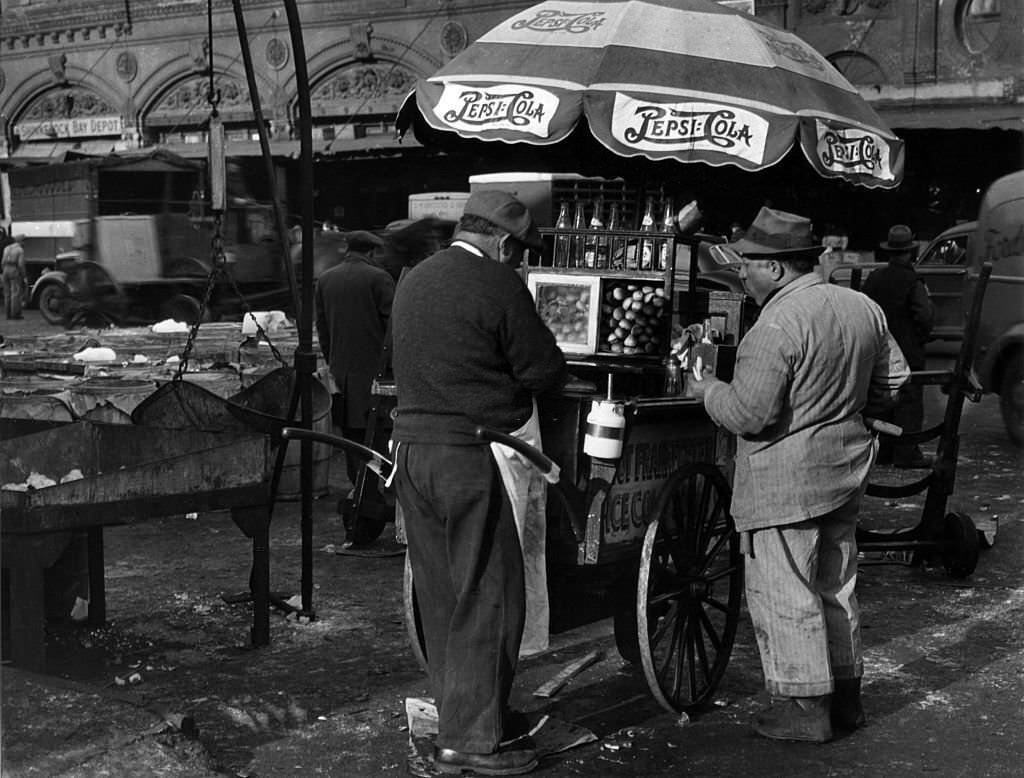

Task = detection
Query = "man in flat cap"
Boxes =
[693,207,909,743]
[315,228,394,538]
[391,190,567,775]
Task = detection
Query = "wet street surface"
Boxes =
[2,315,1023,777]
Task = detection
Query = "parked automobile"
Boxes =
[916,221,974,341]
[825,224,974,342]
[966,170,1024,447]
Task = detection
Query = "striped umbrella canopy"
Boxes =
[398,0,904,189]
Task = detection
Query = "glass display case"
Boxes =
[526,273,602,355]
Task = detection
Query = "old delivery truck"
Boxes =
[967,169,1024,447]
[8,150,287,325]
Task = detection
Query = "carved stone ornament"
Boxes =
[151,75,251,120]
[266,38,289,70]
[116,51,138,83]
[440,21,468,57]
[311,63,416,111]
[23,87,117,121]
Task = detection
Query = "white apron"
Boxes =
[489,401,549,657]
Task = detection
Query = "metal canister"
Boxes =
[583,399,626,459]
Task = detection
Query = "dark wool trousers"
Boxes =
[396,442,525,754]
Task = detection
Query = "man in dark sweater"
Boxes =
[392,190,567,776]
[862,224,935,468]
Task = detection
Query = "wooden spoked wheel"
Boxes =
[402,553,429,673]
[637,463,742,713]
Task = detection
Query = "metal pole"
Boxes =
[281,0,317,617]
[229,0,299,318]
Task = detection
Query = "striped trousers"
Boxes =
[745,495,863,697]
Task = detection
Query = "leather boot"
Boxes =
[832,677,866,731]
[753,695,833,743]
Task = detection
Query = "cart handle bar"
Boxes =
[280,427,394,477]
[474,426,561,485]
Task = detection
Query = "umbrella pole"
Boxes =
[282,0,317,618]
[229,0,299,318]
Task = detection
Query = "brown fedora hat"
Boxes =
[725,207,822,258]
[879,224,915,252]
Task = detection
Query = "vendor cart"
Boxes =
[287,211,753,713]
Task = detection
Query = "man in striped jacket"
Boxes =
[693,207,909,743]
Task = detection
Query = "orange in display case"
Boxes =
[527,273,602,355]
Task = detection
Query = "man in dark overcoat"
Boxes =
[315,230,395,488]
[862,224,935,468]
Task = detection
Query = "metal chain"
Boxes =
[225,267,287,366]
[174,213,287,378]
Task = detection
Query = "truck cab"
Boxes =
[9,150,285,325]
[967,170,1024,447]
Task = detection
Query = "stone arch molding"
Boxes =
[138,53,255,132]
[294,33,440,120]
[4,66,126,142]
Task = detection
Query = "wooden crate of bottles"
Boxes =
[535,194,677,272]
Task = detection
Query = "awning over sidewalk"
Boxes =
[157,134,421,160]
[877,103,1024,131]
[2,140,122,165]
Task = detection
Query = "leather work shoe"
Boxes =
[832,678,866,731]
[753,695,833,743]
[434,745,538,776]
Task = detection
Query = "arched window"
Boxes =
[957,0,1002,54]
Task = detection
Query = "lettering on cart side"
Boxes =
[613,438,714,484]
[511,10,606,34]
[603,485,659,537]
[605,436,715,543]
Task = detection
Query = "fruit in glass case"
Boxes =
[600,282,667,355]
[536,284,592,345]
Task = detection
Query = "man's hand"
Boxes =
[689,367,721,401]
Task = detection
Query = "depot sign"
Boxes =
[15,115,124,140]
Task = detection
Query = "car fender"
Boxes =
[977,323,1024,393]
[30,269,69,300]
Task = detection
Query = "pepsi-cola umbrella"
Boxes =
[398,0,903,189]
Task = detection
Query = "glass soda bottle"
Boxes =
[583,198,603,269]
[570,198,586,268]
[658,196,675,271]
[605,202,621,270]
[638,195,656,271]
[553,200,571,267]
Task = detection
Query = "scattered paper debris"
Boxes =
[151,319,189,333]
[73,346,117,362]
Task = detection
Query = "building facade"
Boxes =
[1,0,1021,241]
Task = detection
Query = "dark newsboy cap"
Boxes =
[343,230,386,253]
[462,190,543,252]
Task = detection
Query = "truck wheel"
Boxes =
[998,352,1024,448]
[161,294,202,324]
[37,283,69,325]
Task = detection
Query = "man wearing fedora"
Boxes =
[862,224,935,469]
[692,207,909,743]
[315,228,395,541]
[391,191,567,775]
